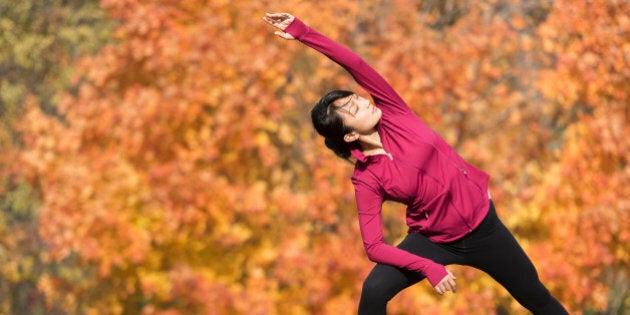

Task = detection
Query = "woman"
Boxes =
[264,12,568,314]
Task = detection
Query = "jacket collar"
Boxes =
[350,146,368,163]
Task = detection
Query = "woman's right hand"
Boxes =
[263,12,296,40]
[434,270,457,295]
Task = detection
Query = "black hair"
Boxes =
[310,90,356,160]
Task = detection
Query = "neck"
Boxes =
[358,131,386,156]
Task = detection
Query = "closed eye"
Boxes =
[351,102,359,115]
[335,95,359,116]
[348,95,360,115]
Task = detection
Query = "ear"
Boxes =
[343,131,359,143]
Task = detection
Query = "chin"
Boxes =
[375,112,383,123]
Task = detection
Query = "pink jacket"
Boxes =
[286,18,490,286]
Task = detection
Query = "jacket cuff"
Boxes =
[425,264,448,287]
[285,17,310,40]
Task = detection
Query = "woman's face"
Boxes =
[333,94,382,136]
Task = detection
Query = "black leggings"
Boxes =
[358,202,568,314]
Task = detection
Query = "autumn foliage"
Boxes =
[2,0,629,314]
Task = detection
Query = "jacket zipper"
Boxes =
[387,155,478,232]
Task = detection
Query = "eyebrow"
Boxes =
[335,95,358,115]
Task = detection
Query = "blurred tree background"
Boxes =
[1,0,111,314]
[1,0,628,314]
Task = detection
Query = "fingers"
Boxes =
[265,12,288,19]
[263,12,296,40]
[434,272,457,295]
[266,12,292,20]
[274,31,295,40]
[435,282,455,295]
[262,16,274,26]
[263,13,290,25]
[446,275,457,293]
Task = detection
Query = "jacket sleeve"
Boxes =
[353,178,448,286]
[284,18,411,116]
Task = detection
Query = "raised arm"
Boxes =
[264,13,410,115]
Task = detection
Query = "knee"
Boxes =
[360,275,395,304]
[359,265,417,313]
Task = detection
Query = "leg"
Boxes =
[358,233,460,315]
[466,204,568,314]
[358,263,423,315]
